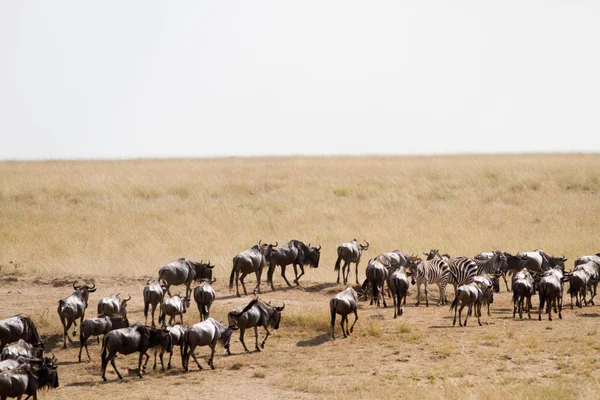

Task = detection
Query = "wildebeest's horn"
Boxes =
[123,294,131,302]
[206,261,214,268]
[146,278,152,285]
[259,239,262,246]
[211,278,216,283]
[116,293,120,298]
[87,283,97,292]
[363,240,369,248]
[277,303,285,311]
[73,282,79,290]
[317,245,321,251]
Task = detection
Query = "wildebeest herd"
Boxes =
[1,237,599,399]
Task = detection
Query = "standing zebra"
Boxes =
[473,252,508,290]
[408,257,451,307]
[445,256,478,296]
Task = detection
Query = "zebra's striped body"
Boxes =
[473,253,507,290]
[409,259,451,307]
[446,257,478,295]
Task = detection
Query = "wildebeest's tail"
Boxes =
[267,260,275,285]
[181,328,190,370]
[372,280,379,305]
[229,257,237,292]
[100,335,108,365]
[539,282,547,310]
[513,288,519,303]
[97,301,102,315]
[449,292,459,312]
[334,255,342,271]
[330,298,337,330]
[143,290,150,319]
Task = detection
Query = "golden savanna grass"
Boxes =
[1,154,600,399]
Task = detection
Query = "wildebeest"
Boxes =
[517,249,568,274]
[330,287,359,339]
[78,314,129,362]
[408,257,451,307]
[568,262,599,309]
[0,353,56,373]
[472,252,508,292]
[450,283,484,327]
[181,318,238,371]
[574,254,600,268]
[538,267,569,321]
[97,293,131,316]
[101,324,171,381]
[227,298,285,352]
[0,361,59,400]
[143,279,168,327]
[0,315,43,353]
[512,268,535,319]
[158,295,190,327]
[267,240,321,289]
[57,282,97,348]
[387,268,410,318]
[335,239,369,285]
[229,241,278,297]
[158,258,215,299]
[1,340,43,361]
[376,250,410,268]
[361,258,389,308]
[193,279,216,321]
[473,275,495,316]
[153,323,186,371]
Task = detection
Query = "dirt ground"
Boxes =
[2,273,600,400]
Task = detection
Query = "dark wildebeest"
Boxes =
[512,268,535,319]
[57,282,97,348]
[267,240,321,289]
[1,340,44,361]
[517,250,568,274]
[97,294,131,317]
[158,295,190,327]
[538,267,570,321]
[387,267,410,318]
[330,287,359,339]
[361,258,389,308]
[450,283,484,327]
[569,262,599,309]
[0,315,43,353]
[193,279,216,321]
[78,314,129,362]
[153,323,186,371]
[143,279,168,327]
[0,360,59,400]
[473,275,495,316]
[158,258,215,299]
[229,241,277,297]
[181,318,238,371]
[227,298,285,352]
[335,239,369,285]
[100,324,171,381]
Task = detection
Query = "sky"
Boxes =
[1,1,599,160]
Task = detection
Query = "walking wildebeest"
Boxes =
[229,241,278,297]
[143,279,168,327]
[78,314,129,362]
[193,279,216,321]
[158,295,190,327]
[158,258,215,299]
[569,262,598,309]
[330,287,359,339]
[473,275,495,316]
[512,268,535,319]
[153,323,186,371]
[387,267,410,318]
[97,294,131,316]
[362,258,389,308]
[100,324,171,381]
[538,267,570,321]
[450,283,484,327]
[0,361,59,399]
[227,298,285,352]
[0,315,43,353]
[181,318,238,371]
[335,239,369,285]
[1,340,43,361]
[267,240,321,289]
[57,282,97,348]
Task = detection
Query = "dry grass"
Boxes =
[1,154,600,399]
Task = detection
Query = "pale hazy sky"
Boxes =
[1,1,599,160]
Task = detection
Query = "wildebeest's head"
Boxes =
[146,326,172,353]
[307,244,321,268]
[221,324,239,353]
[272,303,285,330]
[35,360,60,390]
[191,260,215,281]
[258,240,278,263]
[359,240,369,252]
[73,282,97,302]
[116,293,131,315]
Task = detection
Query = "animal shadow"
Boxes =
[304,282,338,293]
[578,313,600,318]
[296,333,331,347]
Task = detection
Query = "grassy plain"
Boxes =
[1,154,600,399]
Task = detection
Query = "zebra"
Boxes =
[408,258,451,307]
[445,257,478,296]
[473,252,508,291]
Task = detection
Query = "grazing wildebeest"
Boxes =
[387,267,410,318]
[335,239,369,285]
[229,241,277,297]
[330,287,359,339]
[569,262,599,309]
[408,256,451,307]
[1,340,44,361]
[158,258,215,299]
[143,279,168,327]
[78,314,129,362]
[181,318,238,371]
[193,279,216,321]
[512,268,535,319]
[450,283,484,327]
[97,294,131,316]
[57,282,97,348]
[100,324,171,381]
[0,315,43,353]
[538,267,569,321]
[0,361,59,400]
[0,353,56,373]
[153,323,186,371]
[227,298,285,352]
[267,240,321,289]
[361,258,389,308]
[158,295,190,327]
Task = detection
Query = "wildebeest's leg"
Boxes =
[235,269,241,297]
[477,303,482,326]
[261,327,271,349]
[392,288,398,318]
[281,265,292,287]
[453,300,458,326]
[254,326,260,352]
[151,303,157,327]
[239,271,249,296]
[558,295,563,319]
[62,318,73,348]
[111,356,123,380]
[294,263,306,285]
[209,342,216,369]
[500,272,509,292]
[142,351,152,373]
[341,315,347,338]
[415,281,421,307]
[349,309,358,334]
[527,295,532,319]
[239,328,249,353]
[463,304,470,326]
[381,284,388,308]
[355,261,360,285]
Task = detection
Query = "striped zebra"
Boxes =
[473,252,508,291]
[408,258,451,307]
[446,257,478,295]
